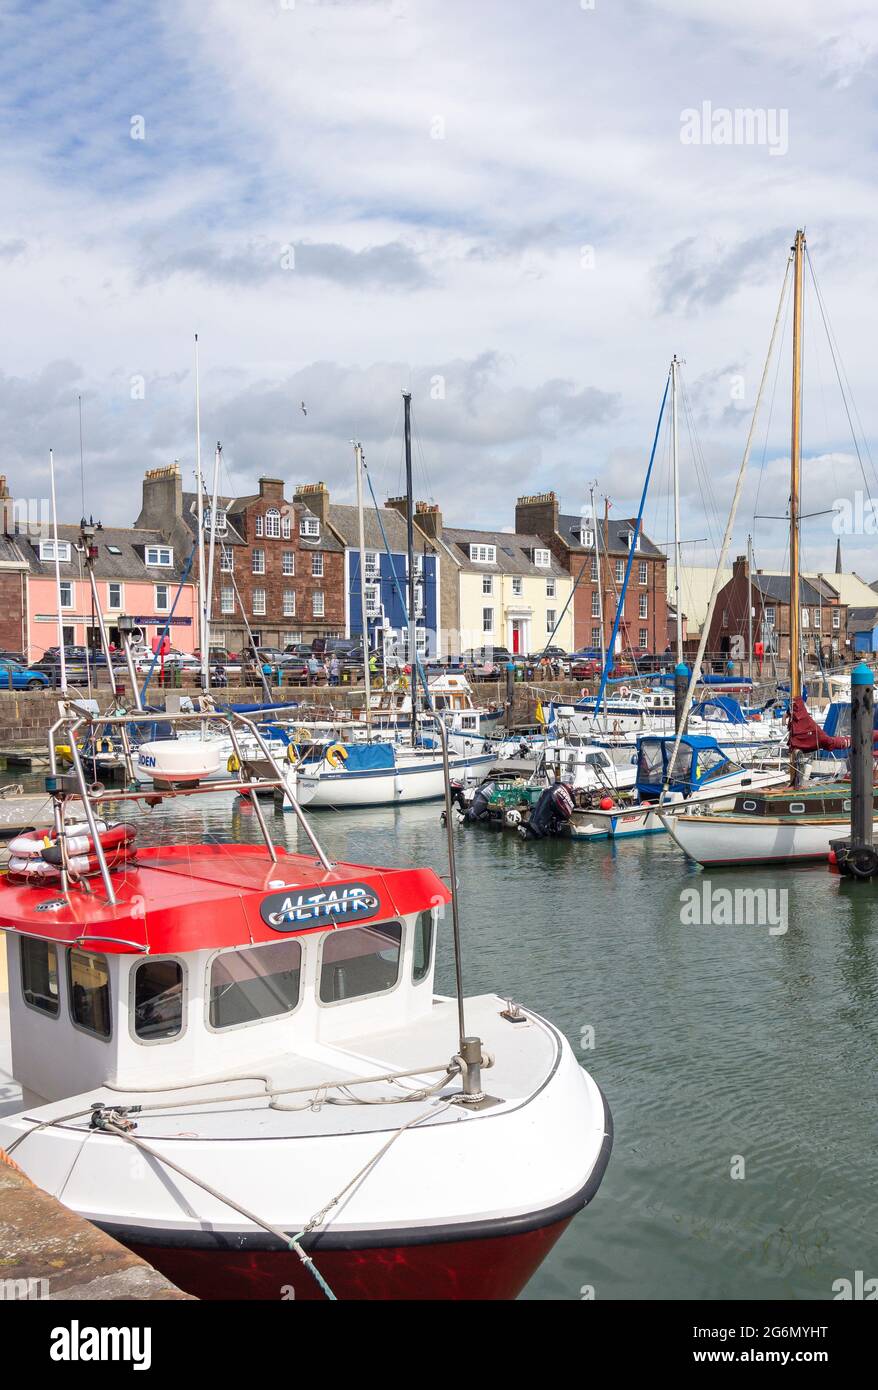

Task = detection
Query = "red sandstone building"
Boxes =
[514,492,669,657]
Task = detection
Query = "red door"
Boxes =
[512,625,520,653]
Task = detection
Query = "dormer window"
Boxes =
[469,544,496,564]
[300,516,320,539]
[39,540,71,563]
[626,529,639,551]
[578,527,594,548]
[205,508,227,534]
[534,548,550,568]
[145,545,173,567]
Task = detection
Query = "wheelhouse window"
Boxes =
[21,937,59,1016]
[319,921,403,1003]
[68,948,111,1038]
[133,959,184,1041]
[412,911,434,984]
[208,940,301,1029]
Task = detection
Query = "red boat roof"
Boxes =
[0,844,451,956]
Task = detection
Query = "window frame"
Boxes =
[265,508,281,539]
[19,936,60,1019]
[311,552,324,578]
[205,939,304,1034]
[312,591,324,617]
[283,589,296,617]
[300,516,320,539]
[145,545,173,567]
[252,548,265,575]
[59,580,74,609]
[129,955,188,1047]
[252,587,266,617]
[282,550,295,576]
[412,909,436,985]
[67,947,113,1042]
[154,583,170,612]
[316,919,405,1009]
[107,581,123,610]
[533,548,550,568]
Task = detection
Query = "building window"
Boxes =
[254,515,264,537]
[205,507,226,534]
[39,540,72,563]
[639,628,648,649]
[300,516,320,539]
[59,580,73,609]
[283,590,296,617]
[209,941,302,1029]
[590,556,598,581]
[627,529,639,550]
[155,584,169,611]
[252,548,265,575]
[221,587,235,614]
[546,578,556,598]
[319,922,402,1003]
[614,559,624,583]
[281,512,291,539]
[365,584,380,616]
[282,550,295,576]
[534,548,550,568]
[312,553,323,577]
[765,606,776,626]
[265,508,281,538]
[546,609,556,634]
[133,959,184,1041]
[639,593,648,619]
[482,574,493,595]
[145,545,172,566]
[252,588,266,616]
[591,591,600,618]
[638,560,648,585]
[220,545,233,572]
[68,948,111,1039]
[579,527,595,548]
[364,551,379,577]
[312,592,324,618]
[832,609,840,629]
[482,607,494,633]
[20,937,59,1016]
[512,576,523,597]
[469,544,496,564]
[591,626,601,647]
[107,582,122,610]
[802,607,810,629]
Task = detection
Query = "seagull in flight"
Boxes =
[300,401,307,416]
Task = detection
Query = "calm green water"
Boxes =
[8,777,878,1300]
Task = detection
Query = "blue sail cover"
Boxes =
[691,695,746,724]
[339,743,396,771]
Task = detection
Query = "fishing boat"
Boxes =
[568,733,787,841]
[0,706,612,1301]
[292,738,496,808]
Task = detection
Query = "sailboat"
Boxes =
[661,230,878,867]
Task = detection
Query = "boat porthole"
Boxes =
[789,802,805,814]
[741,800,757,811]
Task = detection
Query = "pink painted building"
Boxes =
[19,523,198,661]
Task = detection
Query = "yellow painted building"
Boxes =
[442,528,575,656]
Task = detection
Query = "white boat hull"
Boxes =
[659,809,873,865]
[570,769,787,841]
[294,751,496,808]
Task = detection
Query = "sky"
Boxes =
[1,0,877,581]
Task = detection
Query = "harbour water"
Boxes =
[4,782,878,1300]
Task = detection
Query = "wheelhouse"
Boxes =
[3,846,450,1108]
[635,734,736,800]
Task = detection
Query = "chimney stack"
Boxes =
[515,490,559,540]
[294,481,329,525]
[414,500,442,542]
[258,477,285,502]
[137,463,182,529]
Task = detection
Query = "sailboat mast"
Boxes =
[354,442,373,738]
[789,230,805,725]
[747,532,754,683]
[671,355,683,664]
[194,334,207,691]
[403,391,417,748]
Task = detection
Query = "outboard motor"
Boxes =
[464,779,494,822]
[520,782,575,839]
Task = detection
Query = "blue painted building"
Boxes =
[328,499,442,658]
[849,606,878,655]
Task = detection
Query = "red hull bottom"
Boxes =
[130,1218,572,1300]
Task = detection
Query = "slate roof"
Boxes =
[847,606,878,633]
[179,493,343,553]
[752,573,836,607]
[442,528,569,577]
[557,512,664,560]
[18,525,193,582]
[329,503,420,554]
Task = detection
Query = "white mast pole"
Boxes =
[591,483,607,732]
[672,355,683,665]
[203,442,221,667]
[49,449,68,693]
[354,442,373,738]
[194,334,207,689]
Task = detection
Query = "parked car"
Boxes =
[0,660,50,690]
[569,656,602,680]
[0,649,27,665]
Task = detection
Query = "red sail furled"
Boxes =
[788,696,851,752]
